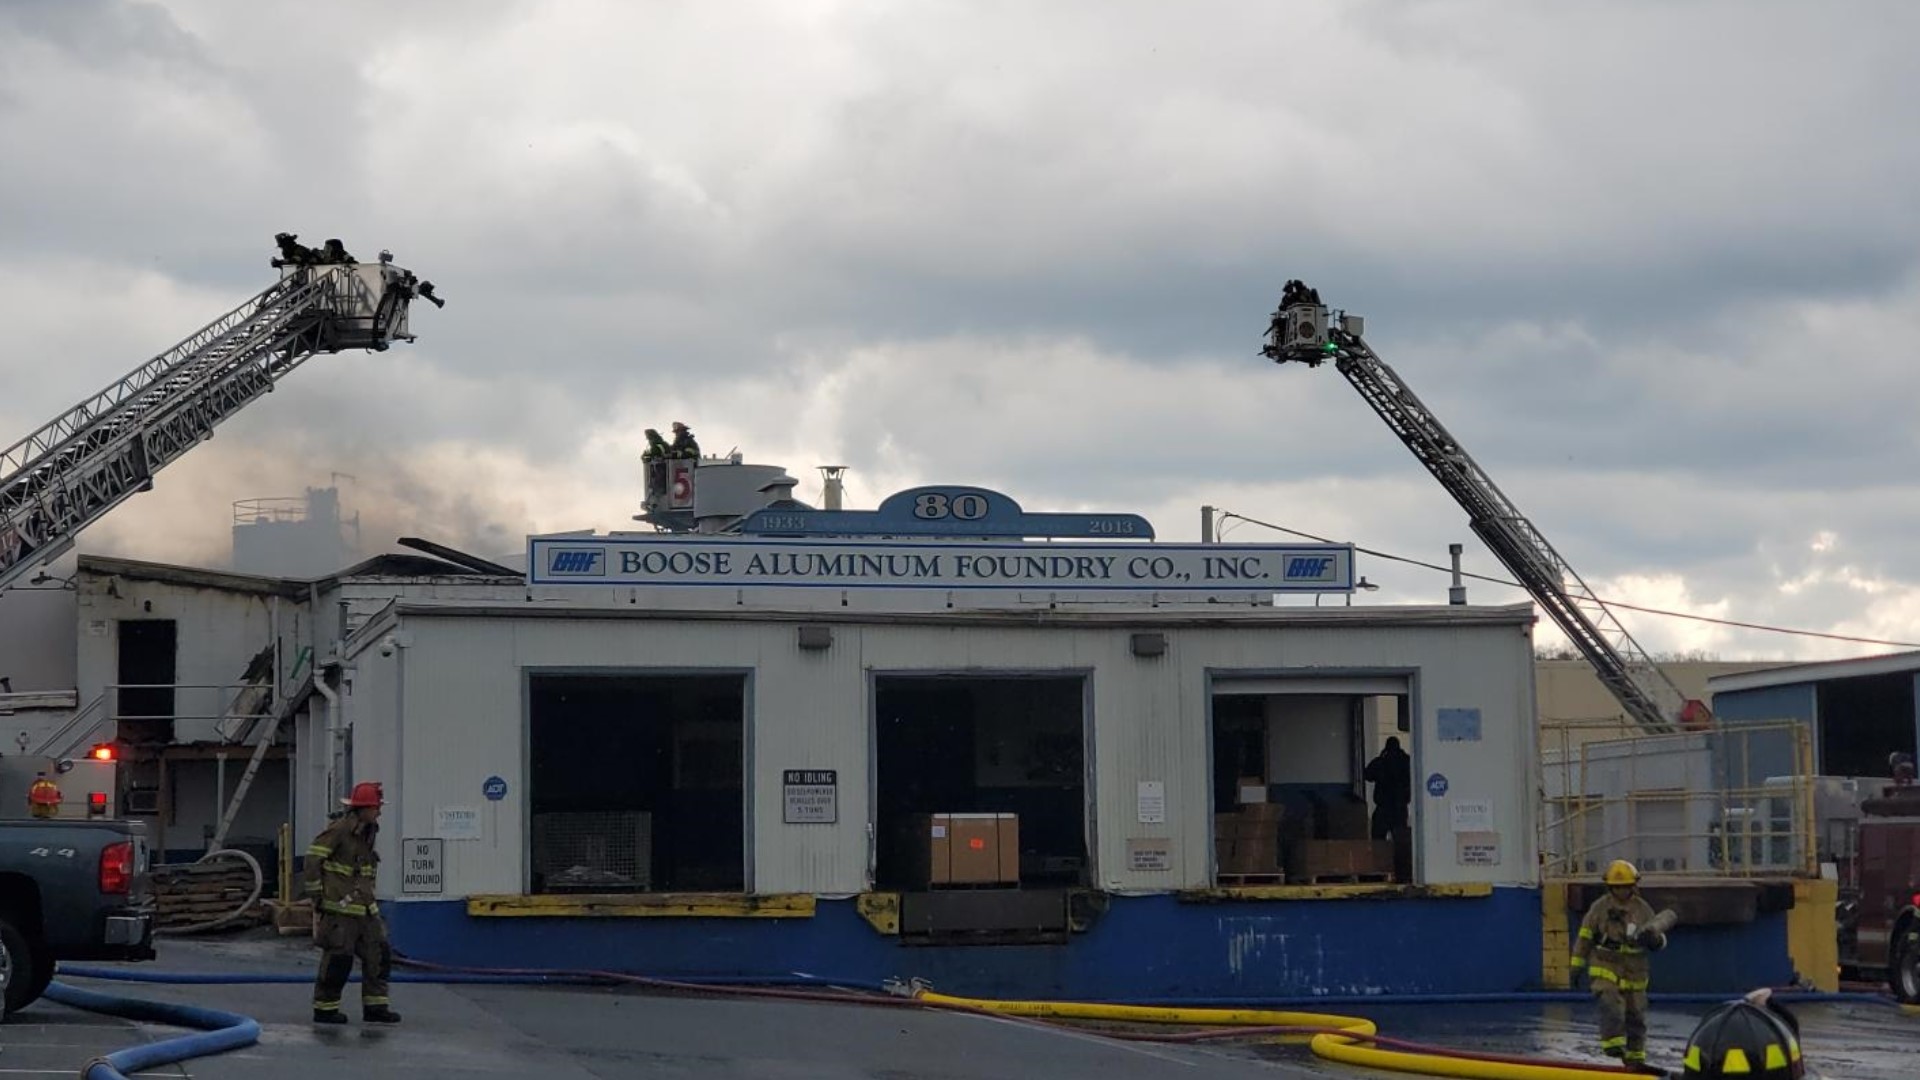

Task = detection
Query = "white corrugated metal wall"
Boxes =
[356,609,1537,900]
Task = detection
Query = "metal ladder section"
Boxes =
[1312,319,1691,733]
[211,645,312,851]
[0,268,354,592]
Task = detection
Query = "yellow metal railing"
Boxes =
[1539,718,1816,879]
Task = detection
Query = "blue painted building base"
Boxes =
[386,887,1798,1000]
[1623,917,1794,994]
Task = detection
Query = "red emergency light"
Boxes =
[88,743,116,762]
[88,792,108,815]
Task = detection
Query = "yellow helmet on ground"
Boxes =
[1604,859,1640,887]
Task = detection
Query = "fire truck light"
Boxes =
[89,743,115,761]
[88,792,108,814]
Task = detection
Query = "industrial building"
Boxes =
[1709,650,1920,781]
[339,523,1548,998]
[0,447,1848,998]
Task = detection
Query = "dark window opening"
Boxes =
[1211,691,1411,884]
[529,674,745,894]
[875,676,1088,891]
[117,619,177,744]
[1817,673,1916,778]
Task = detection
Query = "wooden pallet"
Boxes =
[1216,873,1286,886]
[152,860,269,927]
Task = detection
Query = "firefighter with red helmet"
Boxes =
[1571,859,1671,1066]
[304,781,399,1024]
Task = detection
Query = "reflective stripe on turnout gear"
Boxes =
[1586,966,1649,991]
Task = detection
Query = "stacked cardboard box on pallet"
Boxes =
[1280,796,1395,882]
[1285,838,1395,881]
[1213,777,1284,879]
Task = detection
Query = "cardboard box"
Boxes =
[918,813,1020,886]
[1284,839,1395,882]
[1215,805,1282,875]
[1325,798,1370,840]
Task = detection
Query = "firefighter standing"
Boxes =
[305,781,400,1025]
[1571,859,1668,1066]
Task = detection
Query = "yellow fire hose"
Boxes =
[912,988,1647,1080]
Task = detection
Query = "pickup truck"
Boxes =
[0,818,157,1019]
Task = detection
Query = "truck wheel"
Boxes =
[1894,927,1920,1004]
[0,915,37,1021]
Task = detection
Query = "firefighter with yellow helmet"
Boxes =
[1571,859,1673,1066]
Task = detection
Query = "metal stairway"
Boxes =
[1265,293,1697,733]
[0,256,428,592]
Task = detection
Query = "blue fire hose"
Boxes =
[44,963,881,1078]
[42,980,260,1080]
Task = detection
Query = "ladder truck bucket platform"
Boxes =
[0,238,438,593]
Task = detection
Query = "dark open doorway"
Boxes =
[528,673,746,894]
[117,619,177,743]
[1817,673,1916,778]
[874,675,1089,892]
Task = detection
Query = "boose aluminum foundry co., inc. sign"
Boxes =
[528,485,1353,596]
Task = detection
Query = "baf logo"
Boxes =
[1282,555,1339,582]
[546,548,606,576]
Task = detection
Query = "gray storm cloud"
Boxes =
[3,0,1918,661]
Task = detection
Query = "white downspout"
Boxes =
[315,666,340,808]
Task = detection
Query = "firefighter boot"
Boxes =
[312,1008,349,1025]
[364,1005,402,1024]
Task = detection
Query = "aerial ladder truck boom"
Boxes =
[0,238,439,593]
[1262,282,1708,734]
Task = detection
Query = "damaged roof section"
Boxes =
[79,536,520,595]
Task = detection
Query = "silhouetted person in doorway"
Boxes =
[1364,736,1412,842]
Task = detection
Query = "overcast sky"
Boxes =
[4,0,1918,662]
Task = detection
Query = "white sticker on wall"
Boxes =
[931,824,947,839]
[1136,780,1166,824]
[1450,798,1494,834]
[435,805,483,841]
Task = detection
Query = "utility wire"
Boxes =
[1217,510,1920,650]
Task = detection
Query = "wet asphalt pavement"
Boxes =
[8,933,1918,1078]
[1249,999,1920,1079]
